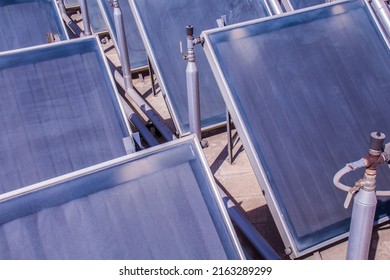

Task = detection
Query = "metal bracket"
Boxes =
[122,136,136,154]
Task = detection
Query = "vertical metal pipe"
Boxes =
[58,0,66,14]
[347,188,377,259]
[267,0,284,15]
[372,0,390,37]
[281,0,294,12]
[79,0,92,36]
[113,0,133,91]
[186,26,202,142]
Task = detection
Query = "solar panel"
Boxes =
[98,0,148,70]
[202,0,390,258]
[0,37,132,195]
[0,0,68,52]
[0,136,244,260]
[129,0,268,135]
[88,0,108,34]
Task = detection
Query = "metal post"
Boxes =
[79,0,92,36]
[267,0,284,15]
[184,25,208,147]
[148,57,158,96]
[112,0,133,91]
[58,0,66,15]
[227,109,234,164]
[371,0,390,37]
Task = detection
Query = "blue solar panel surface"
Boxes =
[130,0,268,135]
[0,38,130,195]
[88,0,107,33]
[0,139,241,259]
[204,0,390,254]
[98,0,147,70]
[0,0,67,51]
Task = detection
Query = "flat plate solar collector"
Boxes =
[202,0,390,257]
[0,37,132,195]
[0,0,68,51]
[0,136,244,259]
[129,0,268,135]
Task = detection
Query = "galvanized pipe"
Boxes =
[115,71,177,141]
[119,97,159,147]
[281,0,294,12]
[219,188,281,260]
[61,13,85,37]
[347,182,377,259]
[372,0,390,37]
[79,0,92,36]
[112,0,133,91]
[57,0,66,14]
[186,26,201,142]
[267,0,284,15]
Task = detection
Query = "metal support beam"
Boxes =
[227,109,234,164]
[119,97,159,148]
[148,57,158,96]
[115,71,177,141]
[219,188,281,260]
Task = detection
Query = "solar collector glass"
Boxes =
[0,38,130,194]
[130,0,268,135]
[203,0,390,256]
[0,0,67,51]
[0,138,242,259]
